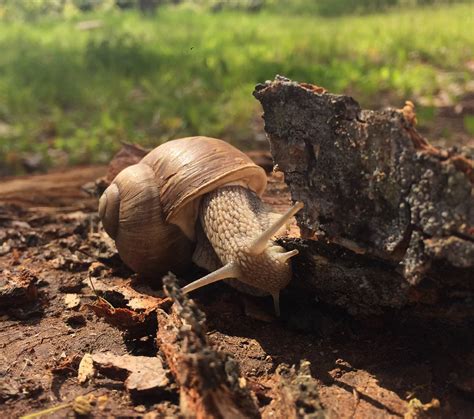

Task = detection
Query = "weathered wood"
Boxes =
[156,274,260,419]
[255,76,474,316]
[0,166,105,208]
[263,361,324,419]
[0,267,38,308]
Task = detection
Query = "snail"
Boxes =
[99,136,303,315]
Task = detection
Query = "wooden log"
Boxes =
[254,76,474,316]
[0,166,105,209]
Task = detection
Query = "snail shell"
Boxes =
[99,136,267,276]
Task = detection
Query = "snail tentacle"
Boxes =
[182,262,240,294]
[249,201,304,255]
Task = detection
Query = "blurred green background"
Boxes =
[0,0,473,176]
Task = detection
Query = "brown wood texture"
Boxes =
[157,274,260,419]
[254,76,474,317]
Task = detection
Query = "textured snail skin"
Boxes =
[200,186,292,296]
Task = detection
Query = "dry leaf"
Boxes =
[84,276,168,311]
[90,352,170,395]
[78,354,95,384]
[85,299,151,331]
[64,293,81,309]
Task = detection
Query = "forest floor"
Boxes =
[1,150,473,417]
[415,92,474,151]
[1,83,474,418]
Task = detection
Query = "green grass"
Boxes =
[0,3,473,174]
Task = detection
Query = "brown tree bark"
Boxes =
[254,76,474,317]
[156,274,260,419]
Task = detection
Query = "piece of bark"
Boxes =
[254,76,474,315]
[156,273,260,419]
[0,166,105,208]
[264,361,324,419]
[0,267,38,307]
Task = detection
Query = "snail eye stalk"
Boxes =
[248,201,304,255]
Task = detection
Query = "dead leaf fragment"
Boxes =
[64,293,81,309]
[84,276,169,311]
[84,277,171,335]
[78,354,95,384]
[85,298,152,332]
[51,354,82,376]
[90,352,170,395]
[404,398,440,419]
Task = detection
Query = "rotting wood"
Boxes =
[0,166,105,208]
[254,76,474,316]
[0,267,38,308]
[156,273,260,419]
[263,361,324,419]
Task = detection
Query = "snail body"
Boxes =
[99,136,302,314]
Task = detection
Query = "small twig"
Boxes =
[87,272,99,299]
[87,272,115,310]
[19,402,71,419]
[89,214,94,236]
[20,390,97,419]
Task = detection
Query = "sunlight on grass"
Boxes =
[0,3,472,173]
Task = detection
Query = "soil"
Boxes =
[0,161,473,418]
[415,92,474,150]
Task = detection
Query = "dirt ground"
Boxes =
[0,158,473,418]
[415,92,474,151]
